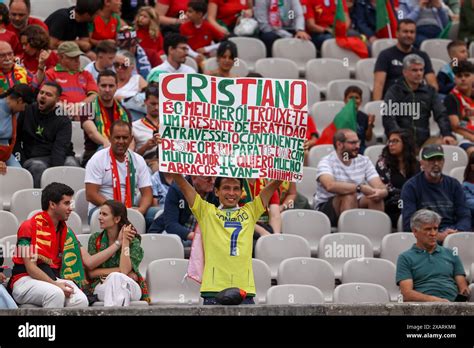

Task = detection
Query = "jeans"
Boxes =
[0,284,17,309]
[23,156,80,188]
[310,32,333,51]
[145,206,161,231]
[414,25,442,48]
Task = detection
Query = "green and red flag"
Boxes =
[333,0,369,58]
[316,98,357,145]
[376,0,398,38]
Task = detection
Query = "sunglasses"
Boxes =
[113,62,129,70]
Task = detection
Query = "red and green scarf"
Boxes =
[0,64,31,94]
[94,96,129,138]
[451,88,474,131]
[110,147,136,208]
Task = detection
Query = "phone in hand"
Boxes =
[454,294,468,302]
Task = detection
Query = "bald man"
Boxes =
[0,41,32,94]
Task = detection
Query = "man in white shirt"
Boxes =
[85,120,153,222]
[148,33,196,77]
[314,129,388,226]
[84,40,117,81]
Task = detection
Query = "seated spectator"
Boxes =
[15,82,79,187]
[279,181,312,211]
[397,209,470,302]
[117,26,158,80]
[0,84,34,169]
[81,70,131,166]
[373,19,437,101]
[438,40,469,96]
[445,60,474,156]
[19,25,58,75]
[8,183,89,308]
[180,1,226,60]
[0,41,32,94]
[207,0,253,35]
[150,170,174,208]
[45,0,100,55]
[148,33,196,75]
[89,0,125,47]
[154,0,189,28]
[314,129,388,226]
[42,41,98,105]
[134,6,164,58]
[458,0,474,43]
[114,50,147,101]
[303,117,319,165]
[463,152,474,229]
[84,40,117,81]
[399,0,449,47]
[344,86,375,154]
[203,40,238,77]
[255,0,311,56]
[132,85,159,173]
[376,130,420,227]
[401,144,471,240]
[87,200,148,306]
[382,54,456,149]
[0,3,20,56]
[0,246,17,309]
[84,120,153,222]
[148,175,219,244]
[351,0,377,44]
[7,0,48,56]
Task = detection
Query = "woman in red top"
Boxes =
[208,0,253,35]
[0,4,20,56]
[19,25,58,75]
[134,6,164,57]
[155,0,189,26]
[89,0,125,47]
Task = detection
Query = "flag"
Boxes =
[376,0,398,38]
[333,0,369,58]
[315,98,357,145]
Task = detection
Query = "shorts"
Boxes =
[316,197,338,227]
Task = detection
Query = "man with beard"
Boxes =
[314,129,388,226]
[81,70,131,166]
[0,41,32,94]
[373,19,438,100]
[401,144,471,240]
[15,82,79,188]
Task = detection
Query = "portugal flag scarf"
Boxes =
[316,98,357,145]
[93,96,129,138]
[375,0,398,38]
[110,148,136,208]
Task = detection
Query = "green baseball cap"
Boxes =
[421,144,444,160]
[57,41,83,57]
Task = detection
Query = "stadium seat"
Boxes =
[0,211,19,239]
[298,167,318,206]
[307,81,322,110]
[73,189,90,234]
[30,0,75,20]
[355,58,376,91]
[371,38,397,58]
[321,38,359,73]
[341,258,400,301]
[79,55,92,69]
[337,209,392,256]
[40,166,86,192]
[431,58,446,76]
[281,209,331,256]
[10,189,42,222]
[90,208,146,235]
[305,58,350,94]
[27,209,83,236]
[76,233,91,247]
[146,259,201,304]
[1,235,17,271]
[419,145,468,175]
[139,234,185,276]
[307,144,334,168]
[470,42,474,59]
[272,38,317,75]
[333,283,390,304]
[318,233,374,279]
[203,57,249,77]
[229,37,267,72]
[277,257,335,302]
[420,39,451,63]
[310,101,345,132]
[92,300,148,307]
[71,121,85,161]
[266,284,325,305]
[363,100,385,141]
[184,56,198,71]
[469,284,474,302]
[380,232,416,264]
[449,166,465,184]
[255,234,311,278]
[255,58,299,79]
[326,79,371,107]
[443,232,474,281]
[252,258,272,304]
[447,21,459,41]
[397,215,403,232]
[469,58,474,65]
[0,167,34,210]
[363,145,385,166]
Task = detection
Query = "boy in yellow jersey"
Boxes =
[171,173,282,304]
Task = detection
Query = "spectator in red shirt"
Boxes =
[19,25,58,75]
[208,0,253,35]
[0,41,32,94]
[0,4,21,56]
[180,0,226,60]
[134,6,164,57]
[42,41,98,106]
[89,0,125,47]
[155,0,189,27]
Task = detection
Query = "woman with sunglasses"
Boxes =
[113,50,147,102]
[375,130,420,228]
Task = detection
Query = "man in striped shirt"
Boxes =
[314,128,388,226]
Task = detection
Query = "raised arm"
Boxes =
[259,180,283,207]
[170,173,197,208]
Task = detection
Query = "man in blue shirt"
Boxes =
[397,209,470,302]
[401,144,471,242]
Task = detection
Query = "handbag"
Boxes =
[234,17,258,36]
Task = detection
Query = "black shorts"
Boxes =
[317,197,338,227]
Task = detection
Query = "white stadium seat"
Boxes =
[326,79,371,107]
[10,189,42,223]
[380,232,416,264]
[305,58,350,94]
[40,166,86,192]
[139,234,185,276]
[310,101,345,133]
[355,58,376,91]
[229,37,267,72]
[321,38,359,73]
[0,211,19,239]
[252,258,272,304]
[255,58,299,79]
[363,145,385,166]
[371,38,397,58]
[272,38,317,75]
[334,283,390,304]
[204,57,249,77]
[443,232,474,281]
[266,284,325,305]
[420,39,451,63]
[307,144,334,169]
[0,167,34,210]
